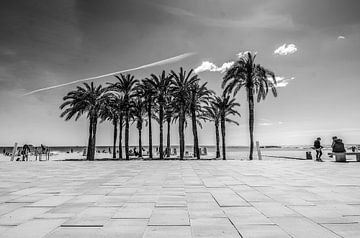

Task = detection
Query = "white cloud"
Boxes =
[274,44,297,56]
[259,122,272,126]
[274,76,295,87]
[337,35,346,40]
[194,61,234,74]
[237,51,251,58]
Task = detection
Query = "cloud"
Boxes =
[258,119,284,127]
[337,35,346,40]
[194,61,234,74]
[237,51,252,58]
[274,44,297,56]
[23,52,196,96]
[274,76,295,88]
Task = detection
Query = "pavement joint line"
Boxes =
[227,216,244,238]
[147,224,190,227]
[60,224,104,227]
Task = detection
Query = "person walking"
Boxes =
[313,137,323,162]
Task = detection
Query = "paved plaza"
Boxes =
[0,160,359,238]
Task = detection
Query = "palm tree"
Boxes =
[164,96,175,157]
[210,95,240,160]
[136,81,156,159]
[189,82,213,159]
[99,91,119,159]
[60,82,106,161]
[203,105,221,159]
[170,68,199,160]
[145,71,172,160]
[131,96,146,158]
[108,74,139,160]
[222,52,277,160]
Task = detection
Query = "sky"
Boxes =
[1,0,360,147]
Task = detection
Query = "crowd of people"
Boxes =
[3,144,51,161]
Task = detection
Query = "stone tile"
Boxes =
[186,192,216,203]
[0,218,66,238]
[28,195,74,207]
[143,226,192,238]
[235,224,290,238]
[191,218,241,238]
[223,207,274,225]
[0,203,27,216]
[209,188,249,207]
[68,195,103,204]
[149,207,189,226]
[10,188,44,196]
[288,205,354,224]
[251,202,299,217]
[156,195,187,207]
[63,207,118,226]
[95,195,128,207]
[271,216,342,238]
[48,203,89,215]
[322,223,360,238]
[46,227,106,238]
[188,202,225,218]
[103,219,148,238]
[112,203,155,219]
[0,207,50,225]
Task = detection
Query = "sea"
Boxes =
[1,144,358,160]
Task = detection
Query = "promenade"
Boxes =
[0,160,359,238]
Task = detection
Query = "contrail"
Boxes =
[23,52,196,96]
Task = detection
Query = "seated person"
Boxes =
[333,139,346,153]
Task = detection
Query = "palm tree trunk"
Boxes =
[166,117,171,158]
[179,106,185,160]
[215,121,220,158]
[125,111,130,160]
[118,114,123,159]
[147,99,153,159]
[248,91,255,160]
[221,115,226,160]
[112,119,117,159]
[86,117,94,160]
[191,106,200,160]
[138,125,142,158]
[90,118,98,161]
[159,104,164,160]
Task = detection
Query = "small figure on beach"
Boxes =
[313,137,323,162]
[22,144,31,161]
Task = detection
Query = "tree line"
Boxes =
[60,52,277,161]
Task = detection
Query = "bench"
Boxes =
[328,152,360,162]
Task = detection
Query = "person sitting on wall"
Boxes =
[333,138,346,153]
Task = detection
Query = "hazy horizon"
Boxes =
[1,0,360,147]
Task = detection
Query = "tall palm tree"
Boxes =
[145,71,172,160]
[136,81,156,159]
[189,82,213,159]
[164,96,175,157]
[108,74,139,160]
[222,52,277,160]
[131,97,146,158]
[60,82,106,161]
[99,91,119,159]
[210,95,240,160]
[170,67,199,160]
[203,105,221,159]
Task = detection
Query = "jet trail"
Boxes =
[23,52,196,96]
